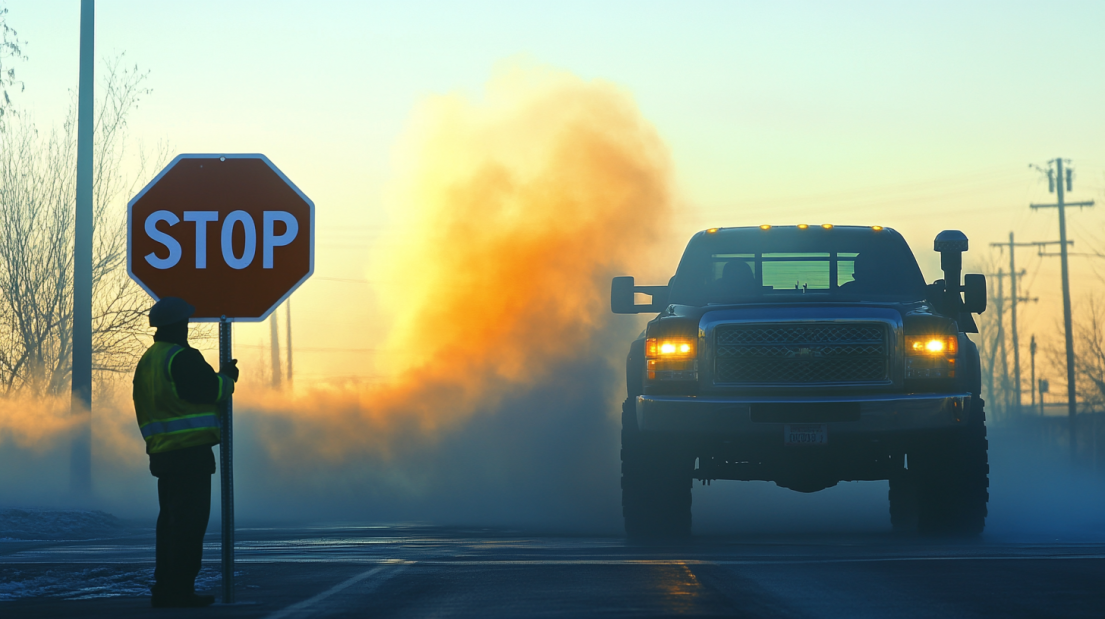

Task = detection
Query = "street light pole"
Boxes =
[70,0,95,497]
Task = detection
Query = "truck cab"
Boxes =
[612,225,988,537]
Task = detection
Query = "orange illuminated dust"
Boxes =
[237,64,675,461]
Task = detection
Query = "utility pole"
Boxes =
[70,0,94,498]
[270,309,282,389]
[1031,158,1095,460]
[1008,235,1021,415]
[996,270,1010,417]
[1030,335,1037,410]
[285,299,293,386]
[986,268,1037,421]
[989,233,1041,416]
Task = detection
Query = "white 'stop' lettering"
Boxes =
[143,210,298,270]
[144,210,181,269]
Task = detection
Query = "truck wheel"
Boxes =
[912,398,989,536]
[621,398,693,538]
[888,468,918,532]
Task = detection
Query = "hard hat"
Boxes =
[149,297,195,327]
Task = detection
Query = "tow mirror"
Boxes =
[963,274,986,313]
[611,276,669,314]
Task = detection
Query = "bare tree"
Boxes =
[0,2,27,119]
[0,115,76,394]
[0,55,162,396]
[1072,297,1105,412]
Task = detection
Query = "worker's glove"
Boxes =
[222,359,240,383]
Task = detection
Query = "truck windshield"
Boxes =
[668,229,928,305]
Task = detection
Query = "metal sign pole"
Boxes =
[218,316,235,603]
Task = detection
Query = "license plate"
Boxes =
[785,424,827,446]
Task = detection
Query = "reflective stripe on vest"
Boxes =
[139,412,221,439]
[133,341,225,454]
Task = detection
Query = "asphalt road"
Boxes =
[2,524,1103,618]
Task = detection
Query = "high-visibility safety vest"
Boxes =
[133,342,233,454]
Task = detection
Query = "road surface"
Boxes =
[2,524,1103,618]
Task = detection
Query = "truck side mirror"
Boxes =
[611,276,669,314]
[963,274,986,313]
[611,277,636,313]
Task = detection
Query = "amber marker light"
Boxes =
[760,224,771,230]
[645,337,698,381]
[797,224,809,230]
[821,223,833,229]
[906,335,958,355]
[707,228,719,234]
[872,225,883,231]
[645,338,696,359]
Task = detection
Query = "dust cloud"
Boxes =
[225,64,674,527]
[0,394,78,451]
[0,64,675,528]
[7,63,1096,539]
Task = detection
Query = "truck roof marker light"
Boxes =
[821,224,833,229]
[872,225,883,231]
[706,228,719,234]
[760,224,771,230]
[797,224,809,230]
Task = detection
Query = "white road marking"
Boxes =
[5,554,1103,566]
[263,560,411,619]
[405,554,1105,566]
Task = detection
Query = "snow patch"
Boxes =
[0,508,135,541]
[0,566,227,600]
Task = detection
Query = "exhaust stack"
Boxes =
[934,229,968,313]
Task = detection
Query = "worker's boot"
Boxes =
[151,583,215,608]
[150,585,182,608]
[177,593,216,607]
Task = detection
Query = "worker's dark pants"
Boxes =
[153,472,211,596]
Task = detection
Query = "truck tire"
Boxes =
[888,468,918,532]
[621,398,693,538]
[912,397,989,536]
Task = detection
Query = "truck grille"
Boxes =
[714,324,889,384]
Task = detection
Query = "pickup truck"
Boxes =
[612,225,988,537]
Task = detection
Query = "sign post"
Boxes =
[127,154,314,603]
[218,316,235,602]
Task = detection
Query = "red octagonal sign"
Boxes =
[128,154,314,321]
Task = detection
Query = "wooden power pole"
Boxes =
[1031,158,1095,460]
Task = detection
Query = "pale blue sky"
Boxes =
[6,0,1105,375]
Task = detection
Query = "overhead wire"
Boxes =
[682,170,1024,220]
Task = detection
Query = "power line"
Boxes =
[238,344,378,353]
[314,276,371,284]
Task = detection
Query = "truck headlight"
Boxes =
[905,335,957,379]
[645,337,698,381]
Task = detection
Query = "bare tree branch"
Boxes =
[0,3,27,120]
[0,54,166,397]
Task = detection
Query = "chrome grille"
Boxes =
[714,323,888,384]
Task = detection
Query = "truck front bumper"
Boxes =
[636,393,972,436]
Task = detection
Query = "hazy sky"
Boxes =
[6,0,1105,382]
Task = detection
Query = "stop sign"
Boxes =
[128,154,314,321]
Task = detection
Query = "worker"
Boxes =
[133,297,238,608]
